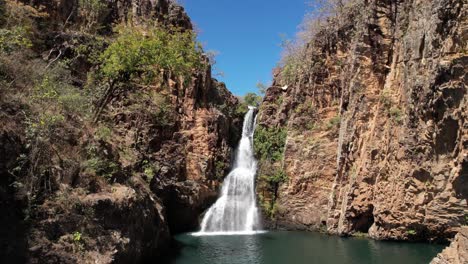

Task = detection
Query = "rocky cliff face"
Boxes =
[0,0,240,263]
[431,226,468,264]
[257,0,467,242]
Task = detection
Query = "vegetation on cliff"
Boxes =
[253,126,287,218]
[0,0,240,262]
[256,0,467,244]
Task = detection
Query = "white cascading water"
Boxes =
[196,106,261,235]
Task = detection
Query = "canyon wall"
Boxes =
[0,0,240,262]
[257,0,467,242]
[431,226,468,264]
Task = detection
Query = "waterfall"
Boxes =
[196,107,262,235]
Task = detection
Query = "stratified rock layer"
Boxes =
[257,0,467,242]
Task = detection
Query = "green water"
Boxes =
[164,231,444,264]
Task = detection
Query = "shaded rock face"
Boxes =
[29,180,170,264]
[431,226,468,264]
[0,106,28,263]
[258,0,467,242]
[0,0,240,263]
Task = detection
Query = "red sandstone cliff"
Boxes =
[257,0,467,243]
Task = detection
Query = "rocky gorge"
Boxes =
[0,0,466,263]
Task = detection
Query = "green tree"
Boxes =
[254,126,287,162]
[93,25,204,121]
[243,92,262,106]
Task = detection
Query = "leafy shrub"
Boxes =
[72,231,84,252]
[73,231,82,243]
[260,168,287,188]
[33,64,91,117]
[95,125,112,141]
[379,87,404,124]
[73,36,107,65]
[244,92,262,107]
[258,168,287,219]
[99,25,203,85]
[260,198,278,219]
[142,160,157,183]
[149,93,174,127]
[0,27,32,53]
[26,113,65,142]
[84,144,118,180]
[215,160,226,179]
[389,106,403,124]
[326,115,340,130]
[91,25,203,121]
[254,126,287,162]
[236,92,262,115]
[0,0,48,53]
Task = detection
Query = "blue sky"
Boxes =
[181,0,309,96]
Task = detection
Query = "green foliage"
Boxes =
[84,144,118,180]
[261,169,287,185]
[144,167,155,181]
[72,231,84,252]
[0,0,48,53]
[34,75,59,100]
[379,89,405,124]
[99,25,203,85]
[389,106,403,124]
[261,198,278,219]
[33,65,91,117]
[275,95,284,106]
[74,37,107,65]
[236,92,262,116]
[407,229,417,236]
[379,88,393,109]
[326,115,341,130]
[73,231,82,243]
[0,26,32,53]
[78,0,108,32]
[236,104,249,116]
[142,160,156,183]
[281,57,301,84]
[243,92,262,107]
[26,113,65,141]
[379,87,405,124]
[353,232,368,238]
[215,160,226,179]
[254,126,287,162]
[95,124,112,141]
[304,122,316,131]
[149,93,174,127]
[254,126,288,218]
